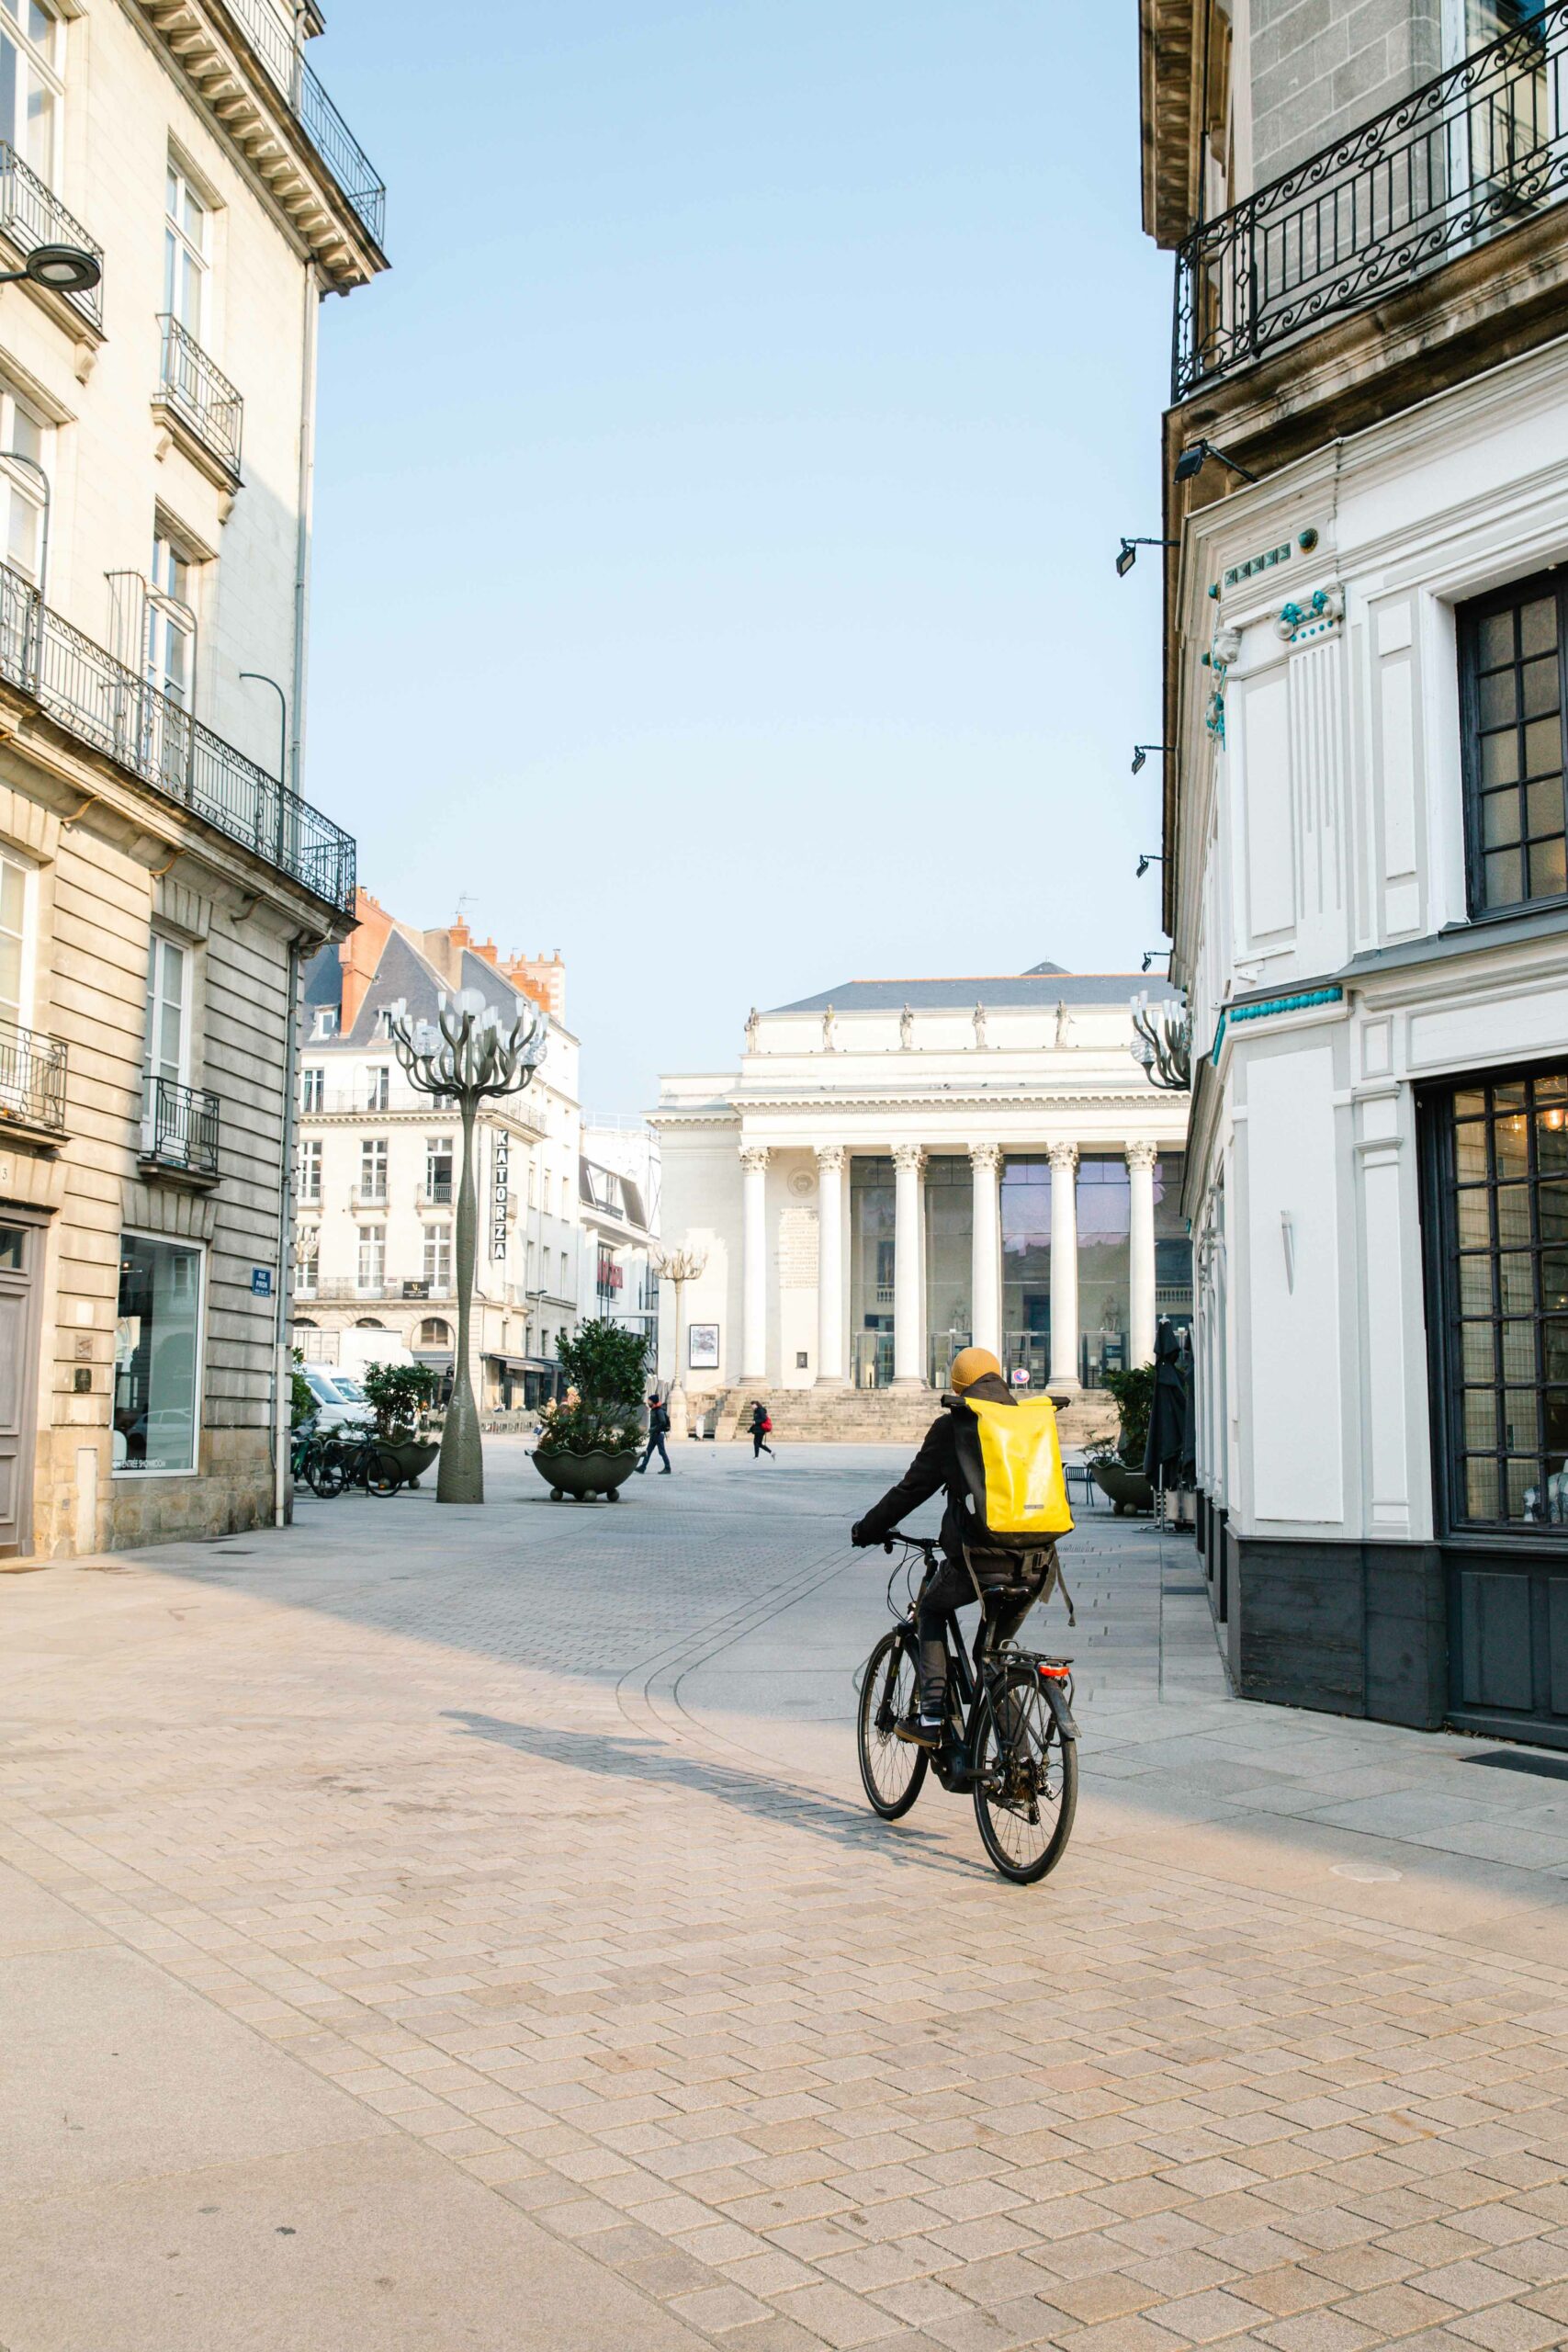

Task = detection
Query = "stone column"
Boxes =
[969,1143,1002,1359]
[739,1145,770,1383]
[815,1144,846,1387]
[892,1144,925,1388]
[1126,1139,1158,1368]
[1048,1142,1079,1394]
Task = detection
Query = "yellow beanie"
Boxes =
[950,1346,1003,1392]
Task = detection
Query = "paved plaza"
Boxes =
[3,1441,1568,2352]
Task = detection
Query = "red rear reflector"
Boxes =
[1038,1664,1069,1679]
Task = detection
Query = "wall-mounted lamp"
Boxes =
[1115,536,1179,578]
[1173,437,1258,486]
[1135,853,1165,878]
[1141,947,1171,974]
[1131,743,1170,775]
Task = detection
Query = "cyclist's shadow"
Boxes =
[443,1709,973,1879]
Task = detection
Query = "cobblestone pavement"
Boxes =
[4,1440,1568,2352]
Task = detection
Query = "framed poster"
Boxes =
[688,1322,719,1371]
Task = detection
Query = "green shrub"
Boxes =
[360,1360,439,1440]
[289,1348,316,1431]
[1100,1362,1155,1466]
[537,1320,649,1456]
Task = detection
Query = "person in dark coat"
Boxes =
[750,1400,774,1459]
[1144,1319,1187,1494]
[637,1392,672,1475]
[850,1347,1053,1747]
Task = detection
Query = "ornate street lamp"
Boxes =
[652,1242,707,1440]
[389,989,547,1503]
[1131,991,1191,1091]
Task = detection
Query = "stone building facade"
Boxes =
[652,968,1190,1431]
[1142,0,1568,1747]
[290,901,584,1412]
[0,0,383,1557]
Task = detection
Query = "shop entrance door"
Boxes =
[0,1215,40,1555]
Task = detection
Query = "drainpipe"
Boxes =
[290,261,319,797]
[273,931,313,1528]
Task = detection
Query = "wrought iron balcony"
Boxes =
[0,560,355,914]
[224,0,386,246]
[156,316,243,479]
[141,1076,220,1180]
[0,141,104,331]
[0,1013,66,1134]
[1175,8,1568,401]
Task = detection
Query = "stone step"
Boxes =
[708,1385,1123,1448]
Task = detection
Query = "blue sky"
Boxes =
[305,4,1170,1114]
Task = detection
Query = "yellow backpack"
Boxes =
[953,1392,1075,1549]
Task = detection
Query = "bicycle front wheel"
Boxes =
[364,1447,403,1498]
[972,1666,1077,1883]
[856,1631,928,1819]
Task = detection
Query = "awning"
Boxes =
[486,1352,547,1374]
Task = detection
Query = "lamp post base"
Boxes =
[436,1382,484,1503]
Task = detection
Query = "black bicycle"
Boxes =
[322,1422,403,1498]
[856,1533,1078,1883]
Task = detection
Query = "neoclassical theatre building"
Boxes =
[652,967,1190,1432]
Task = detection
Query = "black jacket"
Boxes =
[648,1400,671,1437]
[852,1372,1016,1562]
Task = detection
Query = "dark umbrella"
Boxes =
[1144,1318,1186,1490]
[1176,1327,1196,1488]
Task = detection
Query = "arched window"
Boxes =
[355,1317,386,1329]
[418,1317,453,1348]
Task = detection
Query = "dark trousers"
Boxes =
[916,1555,1043,1717]
[639,1431,671,1472]
[751,1432,773,1457]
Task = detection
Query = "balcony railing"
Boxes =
[0,560,355,913]
[0,141,104,330]
[157,316,243,478]
[0,1013,66,1132]
[141,1076,220,1179]
[1175,8,1568,400]
[224,0,386,245]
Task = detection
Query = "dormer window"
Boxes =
[312,1007,338,1040]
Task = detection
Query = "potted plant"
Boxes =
[360,1361,442,1487]
[1088,1363,1156,1512]
[532,1320,648,1502]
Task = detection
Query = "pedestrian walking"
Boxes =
[750,1400,774,1460]
[637,1391,672,1476]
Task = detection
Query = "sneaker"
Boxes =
[895,1714,943,1751]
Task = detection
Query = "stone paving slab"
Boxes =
[2,1441,1566,2351]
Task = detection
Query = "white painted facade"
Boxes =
[653,976,1190,1410]
[1178,342,1568,1544]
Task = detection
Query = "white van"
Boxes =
[298,1364,374,1433]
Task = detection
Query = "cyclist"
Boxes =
[851,1347,1052,1749]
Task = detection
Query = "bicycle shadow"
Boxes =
[442,1709,975,1881]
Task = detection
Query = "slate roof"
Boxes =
[299,932,535,1048]
[770,970,1147,1013]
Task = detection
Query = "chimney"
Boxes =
[339,888,395,1031]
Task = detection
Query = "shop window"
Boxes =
[1425,1063,1568,1531]
[114,1234,201,1475]
[1460,571,1568,916]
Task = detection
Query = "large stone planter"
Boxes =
[532,1446,638,1503]
[1091,1460,1155,1514]
[385,1439,440,1488]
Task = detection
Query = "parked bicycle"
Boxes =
[856,1533,1078,1883]
[292,1420,402,1498]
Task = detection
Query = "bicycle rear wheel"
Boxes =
[307,1443,346,1498]
[364,1446,403,1498]
[856,1631,928,1819]
[972,1665,1077,1883]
